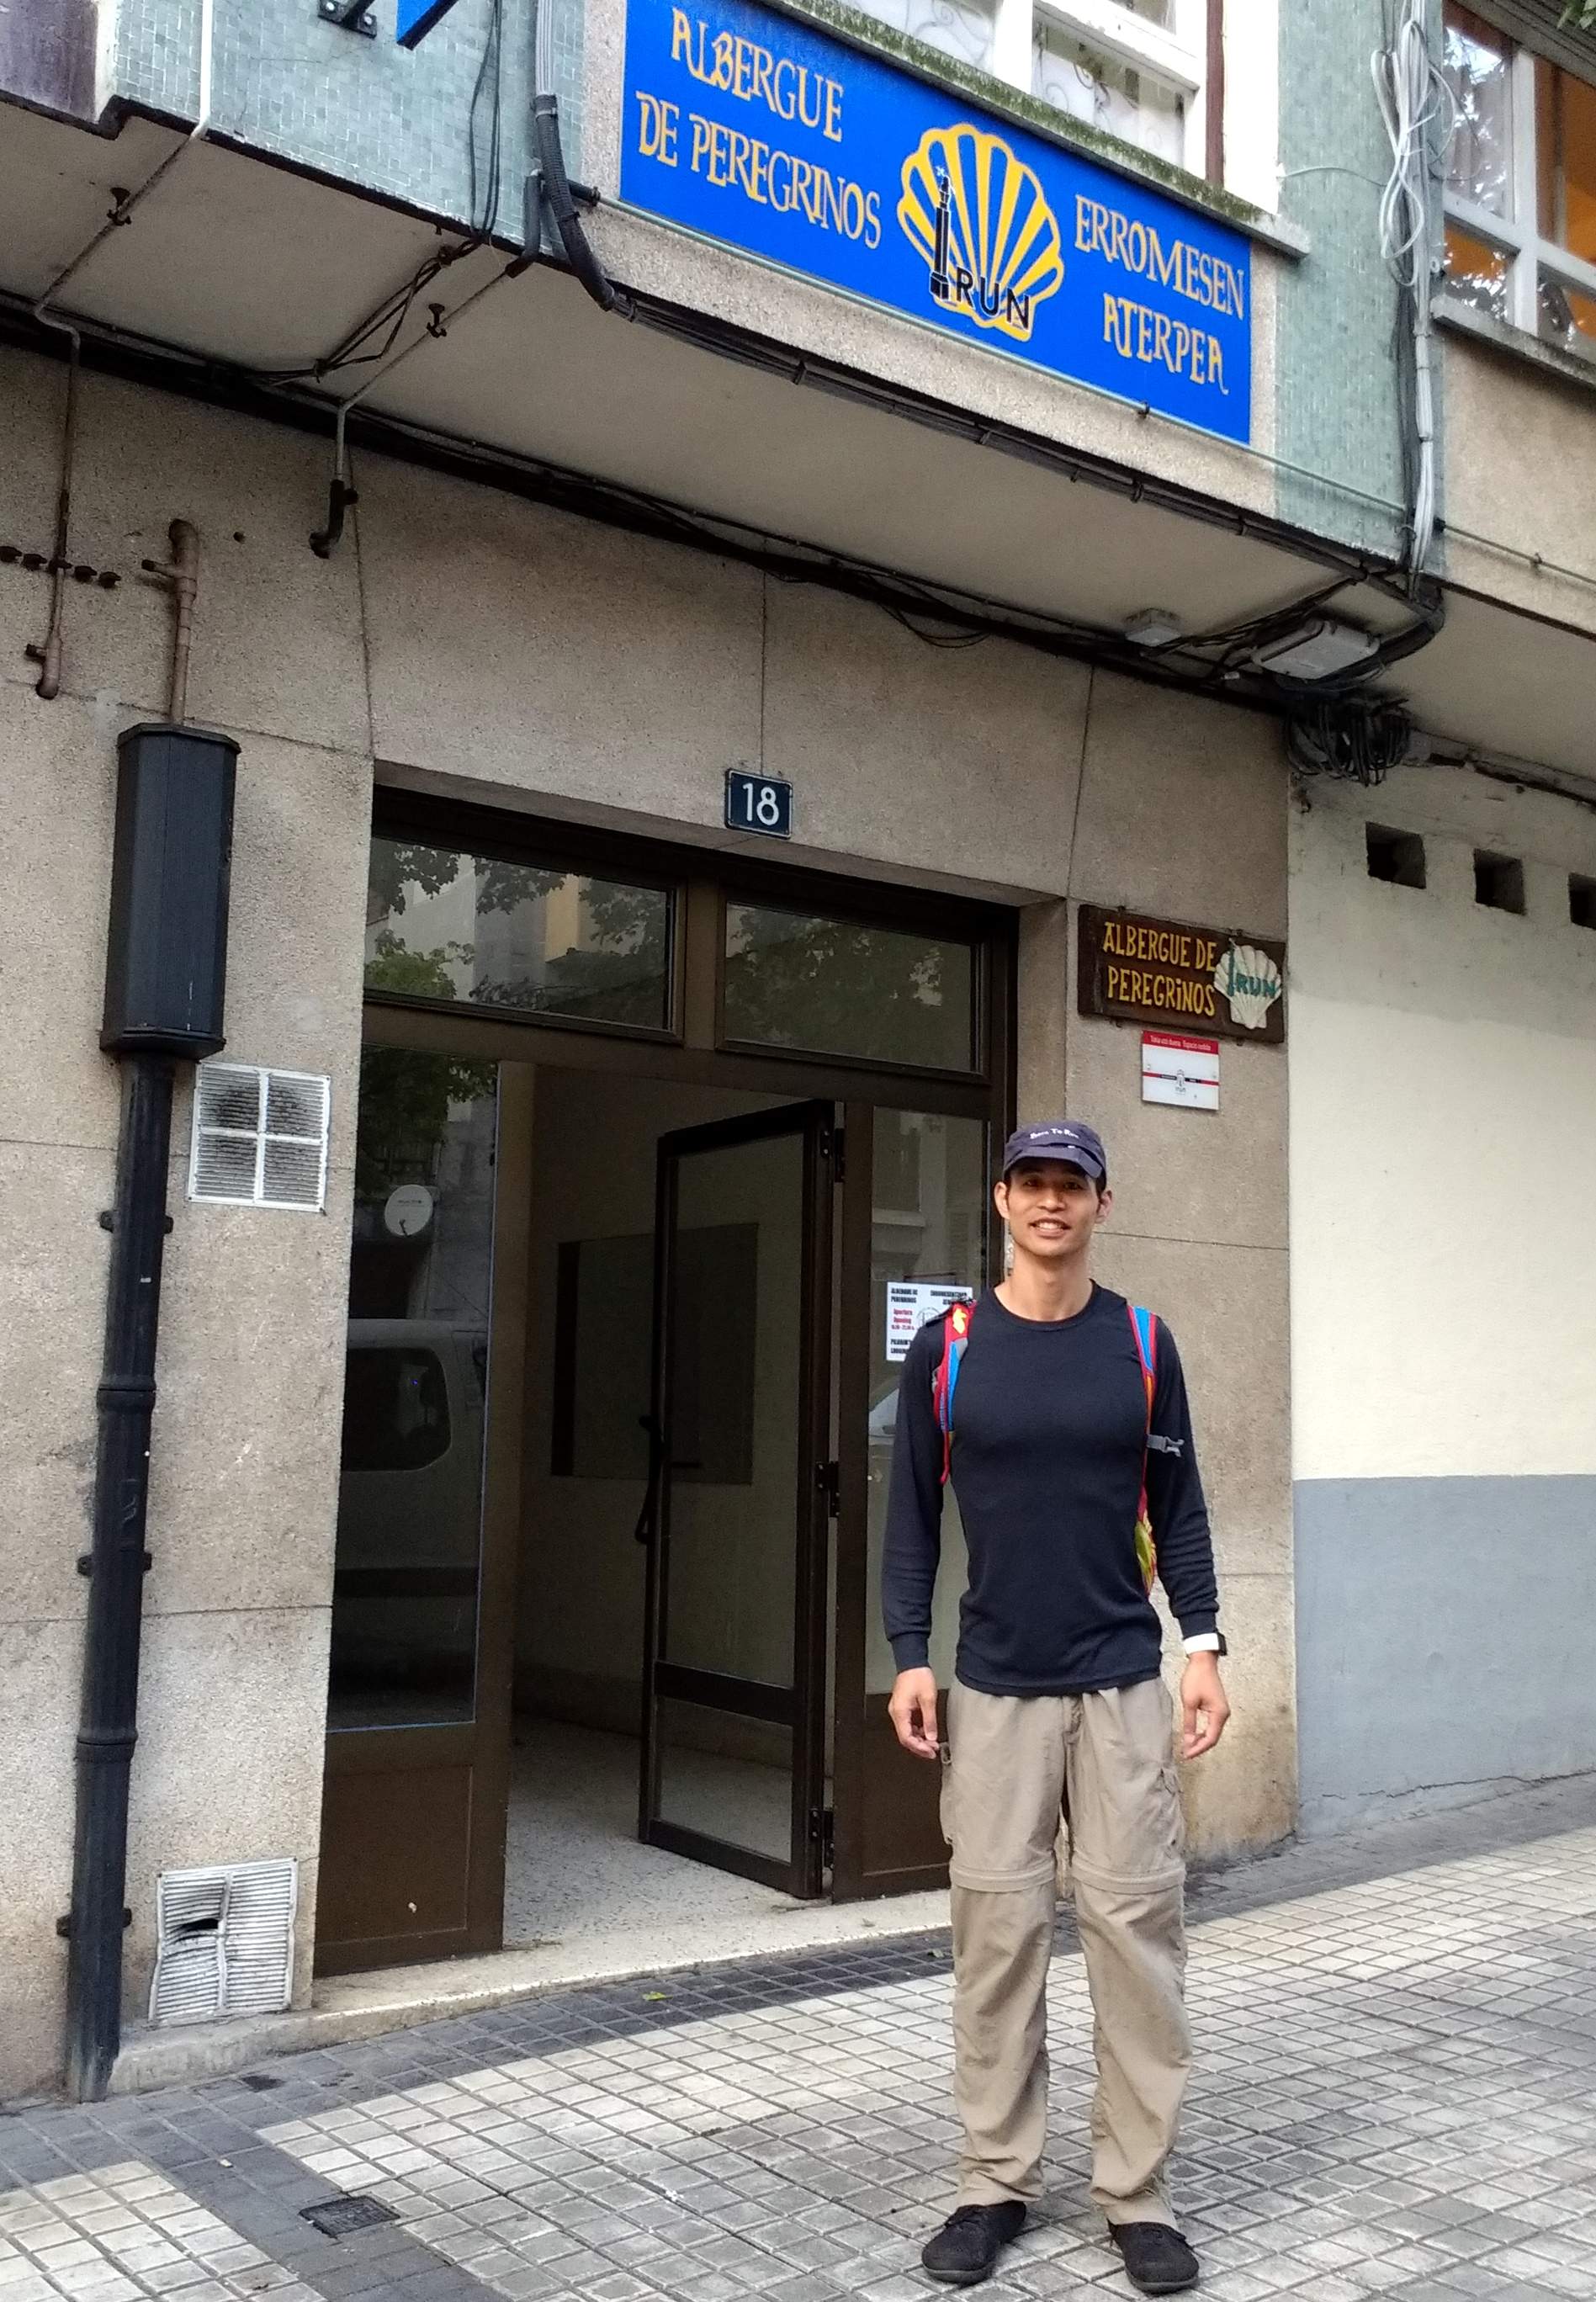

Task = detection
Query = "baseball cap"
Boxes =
[999,1119,1108,1183]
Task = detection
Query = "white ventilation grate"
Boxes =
[189,1064,330,1212]
[150,1858,298,2026]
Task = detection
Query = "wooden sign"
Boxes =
[1079,905,1286,1045]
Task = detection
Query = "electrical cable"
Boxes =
[469,0,506,244]
[1372,0,1455,581]
[1286,697,1413,788]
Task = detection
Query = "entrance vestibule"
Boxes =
[316,798,1006,1978]
[511,1067,813,1943]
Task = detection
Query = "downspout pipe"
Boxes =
[64,1052,179,2101]
[66,704,236,2099]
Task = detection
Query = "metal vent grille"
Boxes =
[150,1859,298,2026]
[189,1064,330,1212]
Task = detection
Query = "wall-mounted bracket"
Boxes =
[319,0,377,36]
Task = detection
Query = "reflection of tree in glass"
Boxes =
[1443,19,1511,214]
[473,880,670,1027]
[366,839,462,926]
[366,839,667,1027]
[1443,224,1508,318]
[725,910,966,1069]
[353,959,495,1200]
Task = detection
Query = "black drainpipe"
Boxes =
[64,716,237,2100]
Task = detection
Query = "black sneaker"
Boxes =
[920,2202,1027,2285]
[1110,2221,1200,2294]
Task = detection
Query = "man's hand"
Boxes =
[1180,1653,1231,1759]
[888,1668,941,1760]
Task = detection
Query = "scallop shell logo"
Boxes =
[899,124,1063,344]
[1213,942,1283,1032]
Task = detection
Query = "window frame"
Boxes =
[363,819,687,1048]
[1443,7,1596,351]
[366,790,1013,1101]
[717,889,985,1083]
[996,0,1212,181]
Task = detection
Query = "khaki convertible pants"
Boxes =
[941,1678,1189,2226]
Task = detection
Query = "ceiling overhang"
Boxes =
[3,97,1593,795]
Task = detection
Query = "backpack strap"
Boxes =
[1127,1302,1159,1594]
[931,1299,974,1487]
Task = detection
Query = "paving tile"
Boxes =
[11,1782,1596,2302]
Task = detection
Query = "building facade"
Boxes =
[1,0,1593,2102]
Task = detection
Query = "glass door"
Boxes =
[831,1104,991,1899]
[639,1102,835,1896]
[315,1048,532,1973]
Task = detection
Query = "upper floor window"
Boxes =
[1031,0,1206,173]
[844,0,998,75]
[847,0,1214,181]
[1443,3,1596,364]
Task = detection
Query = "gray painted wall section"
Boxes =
[1295,1474,1596,1834]
[1274,0,1413,562]
[110,0,585,218]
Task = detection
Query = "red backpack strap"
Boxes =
[931,1300,974,1487]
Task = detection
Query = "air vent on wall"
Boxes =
[150,1859,298,2026]
[189,1064,330,1211]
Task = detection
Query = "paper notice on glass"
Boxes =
[885,1280,971,1364]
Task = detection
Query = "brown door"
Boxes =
[831,1102,994,1899]
[639,1101,835,1896]
[315,1053,532,1974]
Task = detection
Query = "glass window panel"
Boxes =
[655,1698,793,1861]
[723,903,976,1071]
[1033,23,1185,167]
[1540,268,1596,360]
[845,0,994,74]
[662,1134,800,1685]
[342,1349,453,1472]
[330,1051,498,1730]
[1445,221,1511,320]
[866,1112,989,1696]
[1444,5,1514,216]
[366,835,672,1032]
[1538,59,1596,263]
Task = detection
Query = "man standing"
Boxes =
[884,1121,1229,2298]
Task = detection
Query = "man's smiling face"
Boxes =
[994,1158,1111,1263]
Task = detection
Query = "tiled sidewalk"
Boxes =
[3,1778,1595,2302]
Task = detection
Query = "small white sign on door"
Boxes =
[1143,1031,1220,1111]
[885,1280,971,1363]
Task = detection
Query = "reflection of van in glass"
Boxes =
[332,1321,488,1711]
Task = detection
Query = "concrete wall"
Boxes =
[1273,0,1408,565]
[1015,672,1296,1857]
[0,347,372,2098]
[107,0,586,209]
[0,335,1292,2098]
[81,0,1290,543]
[1440,329,1596,641]
[1289,761,1596,1833]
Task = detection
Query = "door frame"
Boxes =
[828,1099,1009,1899]
[316,1059,533,1976]
[639,1100,836,1897]
[322,791,1015,1970]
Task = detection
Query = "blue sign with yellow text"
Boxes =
[620,0,1251,443]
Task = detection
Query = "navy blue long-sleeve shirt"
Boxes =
[883,1284,1220,1695]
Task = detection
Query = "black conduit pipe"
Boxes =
[64,1055,177,2101]
[532,94,616,312]
[66,719,237,2099]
